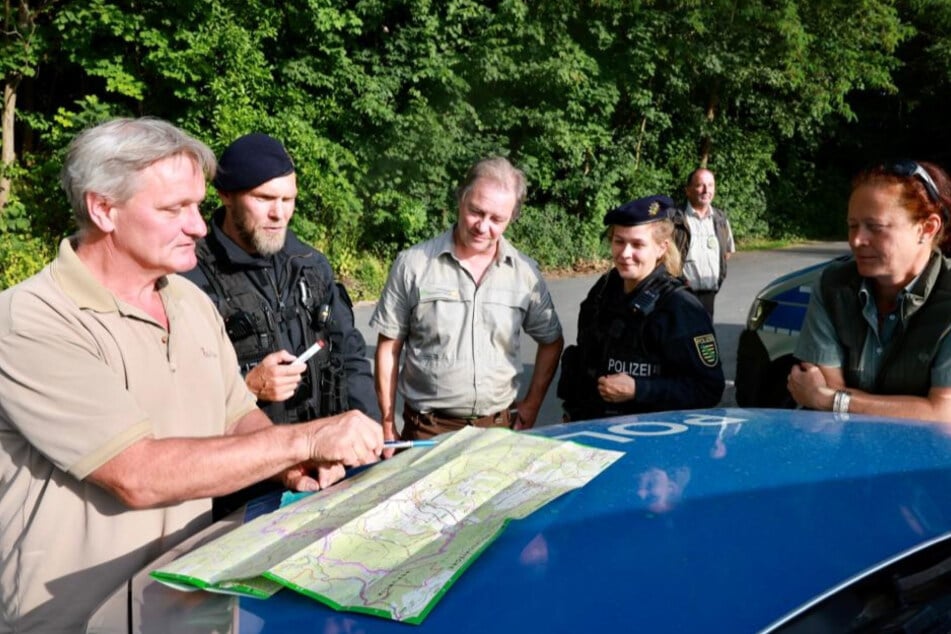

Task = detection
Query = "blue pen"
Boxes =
[384,440,438,450]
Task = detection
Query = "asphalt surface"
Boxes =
[353,241,850,429]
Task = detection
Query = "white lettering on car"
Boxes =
[552,414,747,446]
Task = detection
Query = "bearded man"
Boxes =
[183,133,378,518]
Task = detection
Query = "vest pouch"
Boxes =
[226,310,265,342]
[319,355,348,417]
[309,339,332,368]
[282,368,318,423]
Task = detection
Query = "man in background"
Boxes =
[183,133,378,518]
[371,156,564,440]
[672,167,735,317]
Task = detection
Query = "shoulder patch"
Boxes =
[693,333,719,367]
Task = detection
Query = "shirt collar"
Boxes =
[685,203,708,219]
[439,225,515,266]
[50,236,181,314]
[857,268,925,317]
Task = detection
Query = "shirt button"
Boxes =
[161,335,169,344]
[169,363,177,372]
[876,347,883,354]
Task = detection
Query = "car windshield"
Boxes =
[769,532,951,633]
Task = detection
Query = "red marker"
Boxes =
[293,339,325,365]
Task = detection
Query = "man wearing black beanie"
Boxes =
[183,133,379,519]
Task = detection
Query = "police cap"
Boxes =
[213,133,295,192]
[603,195,676,227]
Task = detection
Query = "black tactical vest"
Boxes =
[581,269,686,374]
[194,240,347,423]
[559,267,686,419]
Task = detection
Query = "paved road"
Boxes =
[352,241,850,429]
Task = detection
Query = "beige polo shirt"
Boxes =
[370,228,562,417]
[0,238,257,632]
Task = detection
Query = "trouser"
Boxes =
[402,404,514,439]
[692,289,717,317]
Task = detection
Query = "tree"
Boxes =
[0,0,931,294]
[1,0,57,212]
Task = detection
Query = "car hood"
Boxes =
[230,408,951,633]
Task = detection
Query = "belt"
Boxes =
[406,405,514,428]
[432,409,507,426]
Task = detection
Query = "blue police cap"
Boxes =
[213,133,295,192]
[603,195,676,226]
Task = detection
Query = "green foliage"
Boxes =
[507,202,601,269]
[0,230,54,290]
[0,0,933,300]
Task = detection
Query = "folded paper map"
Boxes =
[151,426,623,623]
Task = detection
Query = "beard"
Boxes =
[235,212,286,256]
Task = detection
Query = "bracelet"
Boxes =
[832,389,851,414]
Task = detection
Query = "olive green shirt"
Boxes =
[370,228,562,417]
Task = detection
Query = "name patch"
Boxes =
[608,359,661,377]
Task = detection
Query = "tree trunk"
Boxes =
[633,113,648,172]
[0,77,16,212]
[699,87,719,168]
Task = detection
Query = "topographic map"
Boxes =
[151,426,623,623]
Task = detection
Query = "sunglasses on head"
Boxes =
[886,160,941,202]
[884,159,949,224]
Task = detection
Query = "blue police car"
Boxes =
[734,255,851,408]
[91,408,951,633]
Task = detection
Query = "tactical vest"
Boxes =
[583,269,686,371]
[820,252,951,396]
[194,241,346,423]
[559,267,686,419]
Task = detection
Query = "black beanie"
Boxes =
[213,133,295,192]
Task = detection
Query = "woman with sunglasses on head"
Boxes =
[788,160,951,421]
[557,195,725,422]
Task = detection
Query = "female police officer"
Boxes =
[558,195,725,421]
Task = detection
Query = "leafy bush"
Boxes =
[0,231,55,291]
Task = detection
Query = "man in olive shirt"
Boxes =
[0,118,382,632]
[371,157,564,440]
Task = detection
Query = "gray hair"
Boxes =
[60,117,216,232]
[455,156,527,220]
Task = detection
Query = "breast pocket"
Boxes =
[412,288,469,353]
[480,289,528,348]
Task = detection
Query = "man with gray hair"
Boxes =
[371,156,564,440]
[0,117,382,632]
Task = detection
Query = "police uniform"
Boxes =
[185,209,378,424]
[558,196,725,421]
[182,133,378,518]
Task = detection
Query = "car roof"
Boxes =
[230,408,951,633]
[757,254,852,298]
